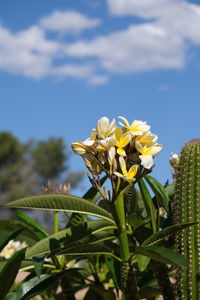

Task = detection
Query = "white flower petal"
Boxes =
[97,117,109,138]
[83,138,94,146]
[108,146,116,164]
[139,154,154,169]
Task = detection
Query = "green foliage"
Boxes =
[25,221,116,258]
[32,138,68,182]
[144,175,169,213]
[2,133,197,299]
[5,194,114,223]
[15,211,48,240]
[0,132,24,168]
[0,132,83,215]
[0,132,27,203]
[7,270,78,300]
[0,248,25,300]
[173,140,200,300]
[0,227,24,253]
[135,246,187,267]
[142,222,196,247]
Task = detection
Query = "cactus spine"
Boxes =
[174,140,200,300]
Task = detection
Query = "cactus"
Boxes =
[173,140,200,300]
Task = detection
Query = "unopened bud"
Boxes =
[170,153,180,169]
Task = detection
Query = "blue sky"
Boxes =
[1,0,200,193]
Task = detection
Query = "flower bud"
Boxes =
[170,153,180,169]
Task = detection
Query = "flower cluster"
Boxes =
[71,116,162,183]
[0,240,27,259]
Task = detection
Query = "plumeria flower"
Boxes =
[114,156,137,183]
[135,131,158,147]
[107,146,117,171]
[119,116,150,136]
[71,138,95,155]
[0,240,27,259]
[71,128,97,155]
[135,141,162,169]
[97,136,115,152]
[114,127,132,156]
[96,117,117,139]
[83,153,101,175]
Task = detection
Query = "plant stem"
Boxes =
[52,211,60,269]
[54,211,59,233]
[114,187,140,300]
[115,190,130,261]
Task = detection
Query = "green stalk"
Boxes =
[52,211,60,269]
[54,211,59,233]
[115,188,139,300]
[115,190,130,261]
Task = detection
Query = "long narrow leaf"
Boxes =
[142,222,197,247]
[5,194,114,224]
[0,220,40,243]
[138,179,156,233]
[144,175,169,213]
[8,269,80,300]
[16,211,48,240]
[26,220,116,258]
[57,244,121,262]
[0,249,25,300]
[135,246,187,267]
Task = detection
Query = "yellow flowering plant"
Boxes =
[3,116,192,300]
[70,116,164,297]
[71,116,162,186]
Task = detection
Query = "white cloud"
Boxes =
[1,2,200,84]
[39,10,101,34]
[52,63,94,78]
[107,0,176,18]
[107,0,200,44]
[0,24,103,83]
[0,25,63,79]
[88,74,109,85]
[65,23,185,73]
[64,0,200,75]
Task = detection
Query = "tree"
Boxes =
[32,138,68,184]
[0,132,83,220]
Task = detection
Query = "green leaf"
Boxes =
[142,222,197,247]
[144,175,169,213]
[66,176,108,230]
[9,270,78,300]
[136,254,150,272]
[0,227,24,253]
[55,244,121,262]
[16,211,48,240]
[135,246,187,267]
[5,194,114,224]
[32,256,45,277]
[105,255,120,289]
[0,248,25,300]
[0,220,40,243]
[128,214,150,231]
[138,179,157,233]
[26,221,116,259]
[164,183,175,198]
[66,212,84,228]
